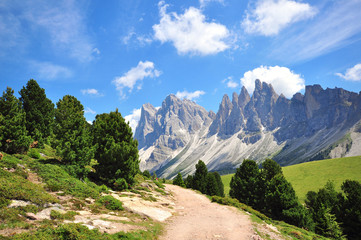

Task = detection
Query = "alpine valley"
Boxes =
[134,80,361,178]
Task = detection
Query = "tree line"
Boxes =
[0,80,139,189]
[173,160,224,197]
[230,159,361,240]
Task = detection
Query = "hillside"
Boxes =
[0,148,172,239]
[221,156,361,202]
[0,149,328,240]
[283,156,361,202]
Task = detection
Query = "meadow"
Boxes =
[221,156,361,202]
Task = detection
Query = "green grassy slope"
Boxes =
[283,155,361,202]
[221,156,361,202]
[221,174,233,196]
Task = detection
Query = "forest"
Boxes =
[0,79,139,190]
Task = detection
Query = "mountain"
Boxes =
[135,80,361,178]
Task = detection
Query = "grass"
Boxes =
[29,160,100,199]
[283,155,361,202]
[9,222,162,240]
[0,148,167,240]
[221,156,361,202]
[220,174,232,196]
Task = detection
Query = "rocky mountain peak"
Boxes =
[232,92,239,107]
[209,94,233,135]
[238,86,250,109]
[135,80,361,179]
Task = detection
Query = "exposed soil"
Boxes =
[160,184,254,240]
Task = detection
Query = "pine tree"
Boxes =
[54,95,94,177]
[92,109,139,186]
[261,158,282,181]
[185,175,194,189]
[173,172,185,187]
[213,171,224,197]
[229,159,260,207]
[19,79,54,146]
[193,160,208,193]
[0,87,31,153]
[340,180,361,240]
[205,172,218,196]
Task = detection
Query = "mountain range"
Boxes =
[134,80,361,178]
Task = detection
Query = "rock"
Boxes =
[35,207,65,220]
[113,194,173,222]
[25,213,37,220]
[8,200,33,208]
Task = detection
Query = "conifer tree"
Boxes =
[205,172,218,196]
[54,95,94,177]
[173,172,185,187]
[213,171,224,197]
[193,160,208,193]
[19,79,54,146]
[0,87,31,153]
[185,175,194,189]
[229,159,260,207]
[92,109,139,186]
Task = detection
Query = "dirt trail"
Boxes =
[160,184,254,240]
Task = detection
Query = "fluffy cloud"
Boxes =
[113,61,161,98]
[336,64,361,81]
[242,0,316,36]
[31,61,72,80]
[124,108,142,133]
[176,90,205,100]
[223,77,239,88]
[153,2,230,55]
[240,66,305,98]
[81,89,103,96]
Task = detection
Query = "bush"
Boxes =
[142,170,151,179]
[28,148,40,159]
[50,210,78,220]
[114,178,128,191]
[96,195,123,211]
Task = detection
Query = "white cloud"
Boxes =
[336,64,361,82]
[112,61,161,98]
[122,31,152,46]
[223,76,239,88]
[242,0,316,36]
[31,61,72,80]
[0,1,96,62]
[199,0,224,8]
[153,2,230,55]
[92,48,100,55]
[81,89,103,96]
[176,90,205,100]
[271,1,361,62]
[240,66,305,98]
[124,108,142,133]
[84,107,96,115]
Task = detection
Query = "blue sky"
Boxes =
[1,0,361,130]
